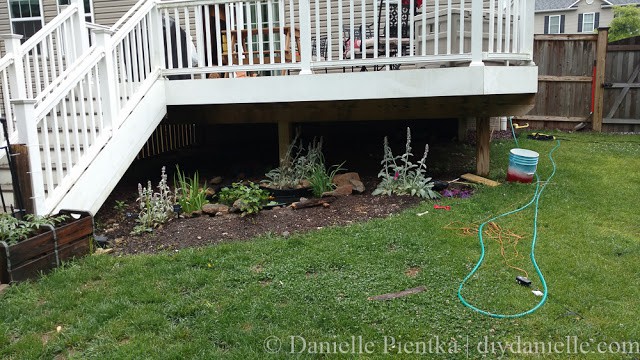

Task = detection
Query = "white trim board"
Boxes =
[164,66,538,105]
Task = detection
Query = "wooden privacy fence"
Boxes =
[516,31,640,132]
[603,36,640,132]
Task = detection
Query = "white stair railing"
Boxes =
[0,0,88,143]
[9,0,164,215]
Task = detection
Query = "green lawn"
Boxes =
[1,132,639,359]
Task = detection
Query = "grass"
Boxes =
[1,132,639,359]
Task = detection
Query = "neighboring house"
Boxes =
[535,0,640,34]
[0,0,136,54]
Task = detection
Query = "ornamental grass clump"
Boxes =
[132,166,174,235]
[372,127,438,199]
[174,165,208,214]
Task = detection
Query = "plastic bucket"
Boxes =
[506,148,539,183]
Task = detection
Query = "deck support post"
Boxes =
[9,144,33,215]
[592,27,609,132]
[277,120,292,163]
[457,117,471,142]
[12,100,45,215]
[476,117,490,176]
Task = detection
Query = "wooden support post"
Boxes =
[476,117,490,177]
[592,27,609,132]
[277,120,292,163]
[9,144,33,215]
[457,117,471,142]
[13,100,45,215]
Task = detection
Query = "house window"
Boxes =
[243,1,281,76]
[544,15,565,34]
[9,0,44,41]
[58,0,94,23]
[245,1,282,54]
[548,15,561,34]
[579,12,599,33]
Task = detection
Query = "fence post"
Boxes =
[298,0,313,74]
[1,35,27,100]
[93,29,118,131]
[592,27,608,132]
[12,99,46,215]
[69,0,90,59]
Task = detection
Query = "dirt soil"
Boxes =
[98,180,426,256]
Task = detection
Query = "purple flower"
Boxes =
[394,171,399,180]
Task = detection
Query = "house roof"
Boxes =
[535,0,640,11]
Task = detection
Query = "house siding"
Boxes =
[93,0,139,27]
[534,0,617,34]
[0,4,10,55]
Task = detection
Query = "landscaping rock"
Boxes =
[322,184,353,197]
[349,179,365,193]
[209,176,223,185]
[231,199,247,213]
[333,172,360,185]
[202,203,229,215]
[205,187,216,198]
[333,172,365,193]
[300,179,311,188]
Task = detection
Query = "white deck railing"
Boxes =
[156,0,534,76]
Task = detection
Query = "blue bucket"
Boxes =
[506,148,539,183]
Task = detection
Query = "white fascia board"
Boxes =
[483,66,538,95]
[165,67,492,105]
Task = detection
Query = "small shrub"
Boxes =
[372,127,438,199]
[113,200,127,219]
[217,182,269,216]
[132,166,174,235]
[174,165,208,214]
[0,214,68,246]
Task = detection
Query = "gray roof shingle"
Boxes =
[535,0,640,11]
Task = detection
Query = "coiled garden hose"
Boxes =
[457,118,560,318]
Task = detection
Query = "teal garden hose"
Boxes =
[457,120,561,318]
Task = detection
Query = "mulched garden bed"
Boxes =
[96,178,429,256]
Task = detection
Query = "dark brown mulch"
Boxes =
[104,193,421,256]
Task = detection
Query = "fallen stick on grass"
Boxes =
[367,286,427,301]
